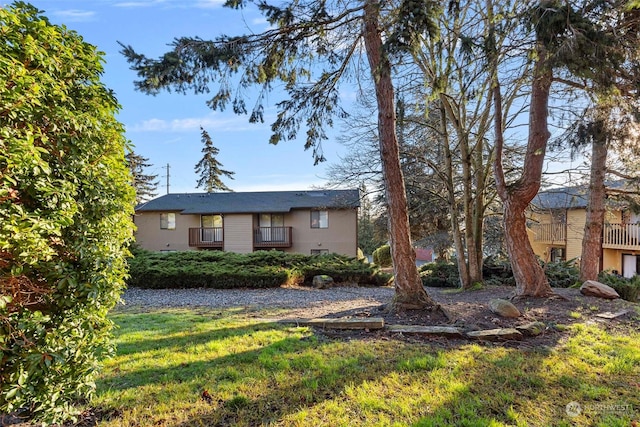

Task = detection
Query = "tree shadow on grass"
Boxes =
[97,303,639,426]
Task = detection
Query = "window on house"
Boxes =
[259,214,284,227]
[201,215,223,242]
[311,249,329,255]
[202,215,223,229]
[160,213,176,230]
[311,210,328,229]
[259,214,285,242]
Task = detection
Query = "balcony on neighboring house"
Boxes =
[530,223,566,243]
[254,226,293,248]
[189,227,224,248]
[603,223,640,249]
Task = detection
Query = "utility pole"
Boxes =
[165,163,170,194]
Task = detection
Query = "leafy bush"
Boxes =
[0,4,135,424]
[482,254,512,279]
[419,262,459,288]
[598,272,640,302]
[128,250,386,289]
[419,256,581,289]
[372,244,392,267]
[542,258,580,288]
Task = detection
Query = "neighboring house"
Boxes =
[527,183,640,277]
[414,247,434,266]
[134,189,360,257]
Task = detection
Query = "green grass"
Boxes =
[90,308,640,426]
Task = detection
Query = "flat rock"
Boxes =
[580,280,619,299]
[489,298,521,318]
[515,321,546,336]
[387,325,464,337]
[466,328,523,341]
[289,317,385,329]
[595,310,629,319]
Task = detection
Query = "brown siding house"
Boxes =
[134,189,360,257]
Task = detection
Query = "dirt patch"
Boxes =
[301,285,640,349]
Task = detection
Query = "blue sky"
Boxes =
[22,0,350,194]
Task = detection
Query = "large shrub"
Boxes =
[372,244,392,267]
[421,256,581,288]
[419,262,460,288]
[0,4,135,424]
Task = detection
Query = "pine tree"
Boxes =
[126,151,158,204]
[195,127,234,192]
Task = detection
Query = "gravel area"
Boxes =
[120,285,396,318]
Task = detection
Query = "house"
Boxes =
[527,183,640,277]
[133,189,360,257]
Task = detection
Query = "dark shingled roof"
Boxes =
[531,186,589,210]
[531,181,629,210]
[135,189,361,214]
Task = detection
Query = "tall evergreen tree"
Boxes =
[126,151,158,204]
[195,127,234,192]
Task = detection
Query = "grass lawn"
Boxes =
[90,307,640,426]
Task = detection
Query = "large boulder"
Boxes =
[580,280,620,299]
[489,298,521,318]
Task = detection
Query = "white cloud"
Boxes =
[128,113,268,133]
[52,9,96,22]
[113,0,223,8]
[129,118,169,132]
[113,0,168,8]
[195,0,225,8]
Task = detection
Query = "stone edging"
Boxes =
[276,317,551,341]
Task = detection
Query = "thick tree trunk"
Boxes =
[580,139,608,281]
[363,0,437,309]
[491,39,554,297]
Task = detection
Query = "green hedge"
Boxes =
[127,249,387,289]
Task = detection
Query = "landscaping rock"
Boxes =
[489,298,521,318]
[295,317,384,329]
[515,321,546,336]
[580,280,620,299]
[312,275,334,289]
[387,325,465,338]
[595,310,629,319]
[466,328,523,341]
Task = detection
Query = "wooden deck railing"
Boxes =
[254,226,293,248]
[603,223,640,249]
[532,222,640,249]
[188,227,223,248]
[531,223,566,243]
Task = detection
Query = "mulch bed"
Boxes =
[313,285,639,349]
